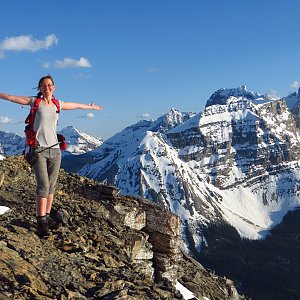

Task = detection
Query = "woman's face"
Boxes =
[39,78,55,98]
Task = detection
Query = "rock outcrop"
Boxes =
[0,156,242,299]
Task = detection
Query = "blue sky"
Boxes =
[1,0,300,139]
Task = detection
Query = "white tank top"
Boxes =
[29,97,64,148]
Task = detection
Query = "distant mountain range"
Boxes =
[0,125,103,157]
[0,131,24,156]
[57,126,103,155]
[76,86,300,241]
[3,87,300,243]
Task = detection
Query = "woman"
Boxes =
[0,75,103,237]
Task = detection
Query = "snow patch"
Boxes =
[0,206,10,215]
[176,281,199,299]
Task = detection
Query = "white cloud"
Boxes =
[78,113,95,119]
[138,112,152,120]
[0,116,22,124]
[86,113,94,118]
[0,117,14,124]
[0,34,58,53]
[43,57,92,69]
[290,81,300,89]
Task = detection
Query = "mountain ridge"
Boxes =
[0,156,241,299]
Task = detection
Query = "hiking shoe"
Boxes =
[37,217,50,237]
[46,212,60,230]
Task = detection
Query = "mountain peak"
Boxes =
[150,108,196,133]
[285,87,300,111]
[61,125,80,134]
[205,85,262,108]
[58,126,103,155]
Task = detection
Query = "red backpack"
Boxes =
[24,97,61,148]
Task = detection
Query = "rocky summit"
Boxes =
[0,156,242,300]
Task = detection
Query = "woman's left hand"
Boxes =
[90,102,103,110]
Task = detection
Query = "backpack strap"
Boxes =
[25,96,60,125]
[24,96,61,150]
[25,97,42,125]
[52,97,61,113]
[34,97,43,109]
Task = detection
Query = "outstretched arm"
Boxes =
[0,93,31,105]
[62,102,103,110]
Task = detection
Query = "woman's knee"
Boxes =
[48,186,56,195]
[36,185,50,198]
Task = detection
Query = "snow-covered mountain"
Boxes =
[0,126,102,157]
[57,126,103,156]
[285,87,300,130]
[284,86,300,110]
[0,131,25,156]
[78,86,300,250]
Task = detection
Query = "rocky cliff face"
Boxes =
[0,156,242,300]
[168,96,300,188]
